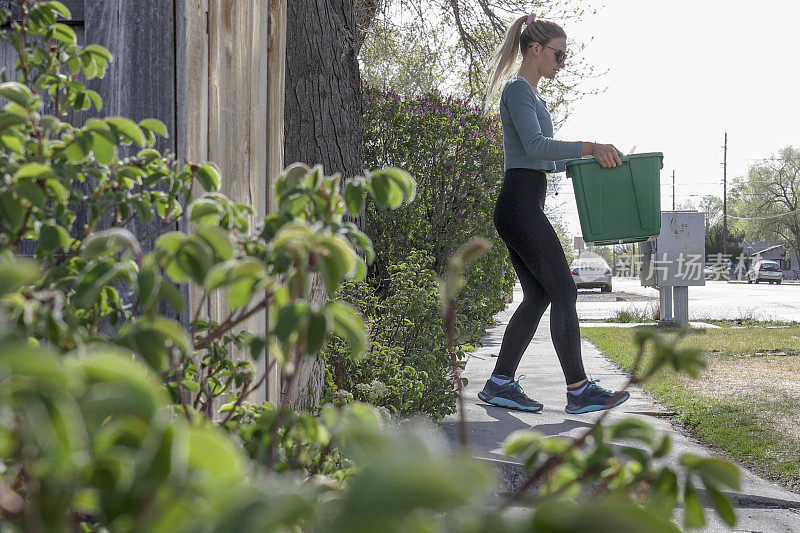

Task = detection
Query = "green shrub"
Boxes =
[362,86,516,341]
[321,250,457,419]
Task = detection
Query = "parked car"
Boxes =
[571,257,612,292]
[704,264,729,280]
[746,260,783,284]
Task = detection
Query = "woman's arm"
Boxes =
[504,81,583,161]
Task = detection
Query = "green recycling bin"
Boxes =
[565,152,663,245]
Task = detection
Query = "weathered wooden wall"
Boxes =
[0,1,287,404]
[180,0,284,404]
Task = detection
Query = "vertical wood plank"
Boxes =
[84,0,186,321]
[265,0,287,403]
[176,0,210,347]
[207,0,270,402]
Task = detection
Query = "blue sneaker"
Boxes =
[478,376,543,413]
[565,380,629,414]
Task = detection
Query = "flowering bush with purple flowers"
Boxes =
[318,88,516,419]
[362,87,515,338]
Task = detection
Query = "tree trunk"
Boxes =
[284,0,363,410]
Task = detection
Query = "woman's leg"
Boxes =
[494,200,587,385]
[492,246,550,377]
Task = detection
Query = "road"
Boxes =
[575,276,800,322]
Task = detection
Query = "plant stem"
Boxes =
[445,299,468,450]
[504,340,649,505]
[219,357,275,425]
[193,295,270,350]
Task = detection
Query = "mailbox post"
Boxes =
[640,211,705,325]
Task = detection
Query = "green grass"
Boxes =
[699,318,800,328]
[609,306,656,323]
[582,326,800,491]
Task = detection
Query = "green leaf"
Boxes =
[67,57,81,75]
[366,171,401,208]
[0,113,28,130]
[306,310,329,355]
[195,225,233,261]
[653,435,672,459]
[51,23,76,44]
[82,228,141,259]
[74,261,131,307]
[84,44,113,63]
[683,481,705,529]
[196,162,221,191]
[0,82,37,109]
[249,337,267,361]
[681,454,741,490]
[17,180,46,207]
[187,426,246,486]
[64,132,91,162]
[0,257,40,295]
[0,193,25,231]
[274,302,308,343]
[15,163,54,180]
[158,280,185,314]
[137,266,161,313]
[344,180,365,216]
[353,257,367,282]
[707,485,737,526]
[608,417,656,445]
[83,90,102,111]
[106,116,145,146]
[0,133,24,153]
[0,343,68,386]
[189,198,220,223]
[204,257,265,291]
[326,301,366,360]
[181,379,201,393]
[91,131,115,165]
[503,430,544,457]
[44,179,69,202]
[139,118,169,138]
[40,222,70,253]
[45,1,72,19]
[228,276,257,309]
[149,317,192,354]
[372,167,416,203]
[72,349,168,421]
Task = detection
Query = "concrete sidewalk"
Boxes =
[440,284,800,532]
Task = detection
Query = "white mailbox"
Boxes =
[640,211,705,324]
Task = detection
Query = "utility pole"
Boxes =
[672,170,675,210]
[723,132,728,256]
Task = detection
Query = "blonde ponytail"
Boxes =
[483,15,527,113]
[483,16,568,113]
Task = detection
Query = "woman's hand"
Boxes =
[582,142,624,168]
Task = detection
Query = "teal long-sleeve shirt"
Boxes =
[499,76,583,172]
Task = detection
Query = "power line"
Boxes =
[724,209,800,221]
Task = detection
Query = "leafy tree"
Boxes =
[697,195,723,229]
[705,220,743,259]
[730,146,800,261]
[358,0,602,116]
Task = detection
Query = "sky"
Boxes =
[552,0,800,238]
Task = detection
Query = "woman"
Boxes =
[478,13,629,414]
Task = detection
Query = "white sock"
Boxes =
[567,381,589,395]
[490,374,513,386]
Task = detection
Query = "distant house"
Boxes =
[738,240,800,280]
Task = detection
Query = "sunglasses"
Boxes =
[531,43,567,63]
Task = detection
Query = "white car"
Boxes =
[570,256,612,292]
[746,260,783,284]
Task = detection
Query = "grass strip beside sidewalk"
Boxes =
[581,325,800,492]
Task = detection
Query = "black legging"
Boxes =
[492,168,587,385]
